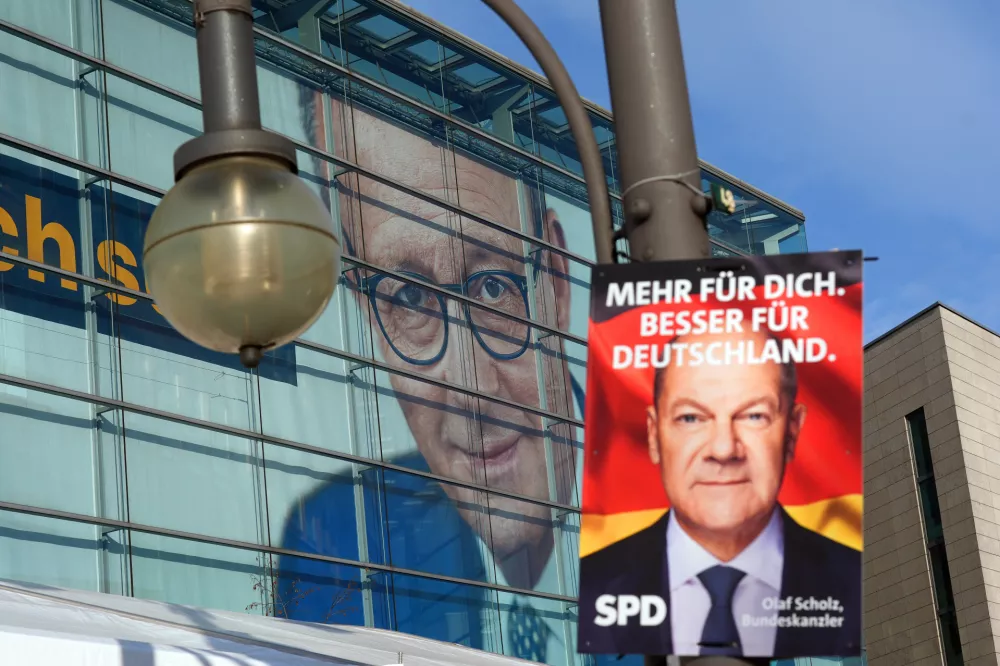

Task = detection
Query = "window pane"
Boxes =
[0,388,97,517]
[266,443,368,572]
[129,531,266,614]
[273,552,366,626]
[0,510,107,593]
[121,412,266,544]
[498,593,572,666]
[102,0,199,98]
[257,346,358,457]
[0,152,94,394]
[928,542,956,611]
[0,28,89,162]
[939,610,964,666]
[379,468,493,583]
[389,571,502,652]
[907,408,934,478]
[918,478,943,541]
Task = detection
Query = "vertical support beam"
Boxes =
[296,0,334,52]
[598,0,709,264]
[195,0,262,133]
[490,84,531,144]
[600,3,758,666]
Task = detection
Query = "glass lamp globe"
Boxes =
[143,155,341,367]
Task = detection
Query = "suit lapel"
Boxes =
[659,518,673,653]
[774,509,808,656]
[640,511,672,655]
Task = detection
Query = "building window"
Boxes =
[906,407,964,666]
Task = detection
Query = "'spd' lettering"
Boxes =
[594,594,667,627]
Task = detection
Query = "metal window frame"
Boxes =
[0,129,589,352]
[0,235,584,430]
[904,407,965,666]
[369,0,809,223]
[0,359,580,513]
[0,18,591,267]
[0,498,576,604]
[0,16,751,264]
[0,0,791,623]
[129,0,802,224]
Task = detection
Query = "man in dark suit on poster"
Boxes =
[578,328,861,660]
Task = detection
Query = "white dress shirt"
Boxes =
[666,508,784,657]
[488,540,569,666]
[473,435,585,666]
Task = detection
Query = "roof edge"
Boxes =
[380,0,805,221]
[865,302,1000,350]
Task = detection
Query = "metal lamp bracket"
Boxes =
[178,0,300,180]
[173,129,299,181]
[194,0,253,27]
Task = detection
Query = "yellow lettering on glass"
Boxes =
[96,240,139,306]
[26,195,77,290]
[0,206,20,272]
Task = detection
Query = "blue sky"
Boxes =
[400,0,1000,342]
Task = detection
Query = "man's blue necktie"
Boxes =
[697,565,746,656]
[508,599,548,663]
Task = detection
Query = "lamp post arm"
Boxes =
[174,0,299,181]
[477,3,755,666]
[479,0,616,266]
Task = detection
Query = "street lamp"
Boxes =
[143,0,341,369]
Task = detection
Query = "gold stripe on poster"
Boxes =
[580,494,863,558]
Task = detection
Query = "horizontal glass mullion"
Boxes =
[1,0,802,233]
[0,370,581,516]
[0,24,751,267]
[0,132,591,341]
[0,247,583,429]
[0,498,578,604]
[0,17,595,269]
[0,133,594,350]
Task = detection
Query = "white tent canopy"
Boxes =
[0,580,542,666]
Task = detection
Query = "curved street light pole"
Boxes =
[479,1,755,664]
[479,0,617,265]
[481,0,715,268]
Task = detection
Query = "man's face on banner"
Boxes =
[335,105,576,574]
[646,329,806,546]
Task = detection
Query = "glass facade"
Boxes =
[0,1,822,665]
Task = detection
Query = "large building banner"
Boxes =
[578,251,863,660]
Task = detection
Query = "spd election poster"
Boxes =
[577,250,863,660]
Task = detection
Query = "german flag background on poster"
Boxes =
[577,251,863,660]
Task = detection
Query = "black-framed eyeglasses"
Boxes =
[338,231,587,416]
[358,270,531,366]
